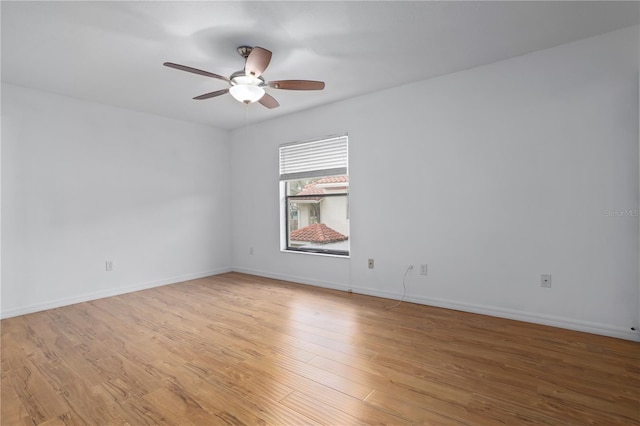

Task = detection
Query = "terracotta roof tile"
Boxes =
[295,175,348,196]
[296,184,326,196]
[290,223,348,244]
[316,176,349,184]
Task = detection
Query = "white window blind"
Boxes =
[279,135,348,181]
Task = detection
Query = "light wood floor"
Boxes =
[2,272,638,425]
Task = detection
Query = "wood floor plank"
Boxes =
[142,387,218,424]
[284,378,412,425]
[363,389,472,425]
[37,412,89,426]
[242,351,374,400]
[2,272,638,425]
[280,390,370,426]
[2,356,70,423]
[0,372,31,425]
[200,372,320,426]
[115,393,182,425]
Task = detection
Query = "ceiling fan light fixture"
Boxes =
[229,84,265,104]
[229,73,265,104]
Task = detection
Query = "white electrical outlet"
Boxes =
[106,260,113,272]
[541,274,551,288]
[368,259,374,269]
[420,264,428,275]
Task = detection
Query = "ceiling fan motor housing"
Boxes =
[229,70,265,86]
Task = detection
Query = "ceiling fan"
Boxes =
[164,46,325,109]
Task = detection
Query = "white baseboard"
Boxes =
[0,267,232,319]
[231,267,349,292]
[232,267,640,342]
[356,287,638,342]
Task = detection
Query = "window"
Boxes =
[280,135,349,256]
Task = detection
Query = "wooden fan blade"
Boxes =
[193,89,229,100]
[164,62,229,82]
[245,47,272,77]
[258,93,279,109]
[268,80,325,90]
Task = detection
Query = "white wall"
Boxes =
[1,83,231,317]
[231,26,640,341]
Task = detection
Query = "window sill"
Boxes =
[281,249,350,259]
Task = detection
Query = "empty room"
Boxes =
[2,1,639,424]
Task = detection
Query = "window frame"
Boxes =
[284,189,349,256]
[279,135,349,257]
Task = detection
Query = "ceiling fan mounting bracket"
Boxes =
[236,46,253,59]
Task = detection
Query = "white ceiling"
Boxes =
[2,1,638,130]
